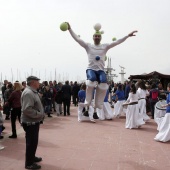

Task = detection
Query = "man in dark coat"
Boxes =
[61,80,72,116]
[72,81,80,107]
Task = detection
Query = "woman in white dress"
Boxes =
[125,84,145,129]
[154,83,170,142]
[137,81,150,121]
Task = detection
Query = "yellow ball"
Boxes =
[60,22,68,31]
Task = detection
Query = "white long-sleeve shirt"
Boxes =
[126,92,139,103]
[137,88,149,99]
[69,29,129,71]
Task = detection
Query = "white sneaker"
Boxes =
[0,146,4,150]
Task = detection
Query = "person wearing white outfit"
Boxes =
[154,83,170,142]
[125,84,145,129]
[78,84,95,123]
[137,81,150,121]
[66,22,137,119]
[113,84,126,118]
[97,89,114,120]
[154,100,166,130]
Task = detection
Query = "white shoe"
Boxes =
[90,119,96,123]
[0,146,4,150]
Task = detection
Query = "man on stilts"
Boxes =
[61,22,137,119]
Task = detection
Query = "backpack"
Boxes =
[151,90,158,100]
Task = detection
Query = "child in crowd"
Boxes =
[78,84,95,123]
[113,84,126,118]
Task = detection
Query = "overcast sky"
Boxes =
[0,0,170,83]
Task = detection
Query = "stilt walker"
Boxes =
[60,22,137,119]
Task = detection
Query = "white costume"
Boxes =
[97,102,114,120]
[78,88,95,122]
[154,100,166,129]
[69,28,129,110]
[154,99,170,142]
[113,100,126,118]
[78,103,95,122]
[112,88,126,118]
[154,113,170,142]
[137,87,150,121]
[125,92,145,129]
[96,90,114,120]
[154,92,170,142]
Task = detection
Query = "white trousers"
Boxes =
[78,103,94,122]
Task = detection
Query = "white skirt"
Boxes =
[154,106,166,130]
[138,99,150,121]
[113,100,126,118]
[78,103,94,122]
[154,113,170,142]
[97,102,114,120]
[125,104,145,129]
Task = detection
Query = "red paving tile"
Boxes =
[0,104,170,170]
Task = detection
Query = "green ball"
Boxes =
[112,37,117,41]
[60,22,68,31]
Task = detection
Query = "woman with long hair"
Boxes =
[125,84,145,129]
[137,81,150,121]
[8,82,22,138]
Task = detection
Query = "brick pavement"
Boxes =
[0,104,170,170]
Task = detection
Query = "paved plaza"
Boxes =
[0,104,170,170]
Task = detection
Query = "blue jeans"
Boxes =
[45,105,50,113]
[86,69,107,83]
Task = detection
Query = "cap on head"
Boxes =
[27,76,40,82]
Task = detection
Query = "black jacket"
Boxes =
[61,84,71,100]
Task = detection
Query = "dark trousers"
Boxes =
[11,107,21,135]
[23,123,40,166]
[0,125,2,136]
[63,99,70,115]
[3,105,11,118]
[150,101,157,119]
[52,99,56,111]
[73,95,78,106]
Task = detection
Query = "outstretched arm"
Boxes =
[67,22,88,48]
[128,30,138,37]
[106,30,138,50]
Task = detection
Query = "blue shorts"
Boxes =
[86,69,107,83]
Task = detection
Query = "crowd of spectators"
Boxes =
[0,79,83,138]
